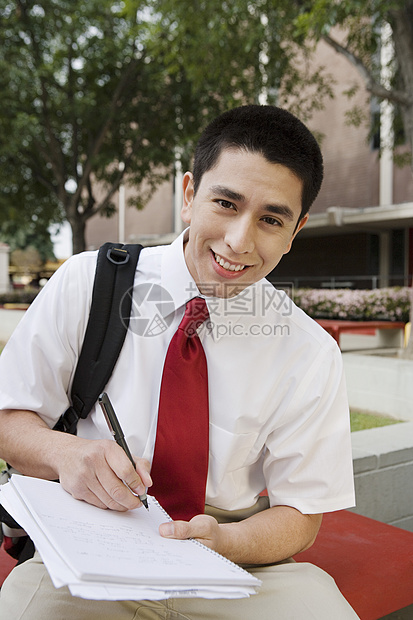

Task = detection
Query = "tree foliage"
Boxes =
[0,0,340,254]
[0,1,255,253]
[147,0,337,121]
[0,1,187,252]
[149,0,413,163]
[1,1,412,255]
[0,0,290,253]
[291,0,413,166]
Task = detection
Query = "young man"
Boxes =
[0,105,358,618]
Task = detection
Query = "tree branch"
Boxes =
[83,169,125,219]
[322,33,412,107]
[72,56,140,206]
[29,162,56,195]
[67,40,80,185]
[32,140,65,198]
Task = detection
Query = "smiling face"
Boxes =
[181,148,308,298]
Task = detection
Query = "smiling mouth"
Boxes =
[214,253,247,272]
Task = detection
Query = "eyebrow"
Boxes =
[209,185,296,221]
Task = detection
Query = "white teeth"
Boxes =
[214,254,245,272]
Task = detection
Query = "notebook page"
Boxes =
[9,476,260,588]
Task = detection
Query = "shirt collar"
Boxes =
[161,229,200,316]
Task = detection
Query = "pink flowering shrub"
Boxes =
[293,287,411,322]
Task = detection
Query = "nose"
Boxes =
[224,216,255,255]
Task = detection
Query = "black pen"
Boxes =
[98,392,149,510]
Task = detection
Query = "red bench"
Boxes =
[0,543,17,587]
[293,510,413,620]
[316,319,405,349]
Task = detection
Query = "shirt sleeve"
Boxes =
[263,340,355,514]
[0,252,97,427]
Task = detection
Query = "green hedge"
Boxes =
[293,287,411,322]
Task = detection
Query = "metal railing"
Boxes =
[267,274,411,290]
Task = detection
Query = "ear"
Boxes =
[283,213,309,255]
[181,172,194,224]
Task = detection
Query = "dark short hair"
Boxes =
[192,105,324,218]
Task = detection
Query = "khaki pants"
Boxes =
[0,552,359,620]
[0,500,360,619]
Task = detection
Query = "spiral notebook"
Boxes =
[0,476,261,600]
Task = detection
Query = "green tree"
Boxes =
[0,111,62,257]
[0,0,338,256]
[1,218,56,262]
[153,0,412,165]
[0,2,238,254]
[148,0,336,122]
[0,0,185,253]
[2,1,412,257]
[1,0,286,255]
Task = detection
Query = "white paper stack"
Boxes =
[0,476,261,600]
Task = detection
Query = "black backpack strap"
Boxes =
[54,242,143,435]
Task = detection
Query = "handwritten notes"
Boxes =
[0,476,261,600]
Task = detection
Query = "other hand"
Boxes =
[159,514,227,555]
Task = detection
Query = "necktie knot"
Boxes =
[179,297,209,338]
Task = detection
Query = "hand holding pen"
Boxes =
[99,392,149,510]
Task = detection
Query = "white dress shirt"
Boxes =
[0,230,355,514]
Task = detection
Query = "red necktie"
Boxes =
[150,297,210,521]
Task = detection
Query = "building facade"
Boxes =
[271,37,413,290]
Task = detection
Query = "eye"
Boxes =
[216,199,235,210]
[262,216,282,226]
